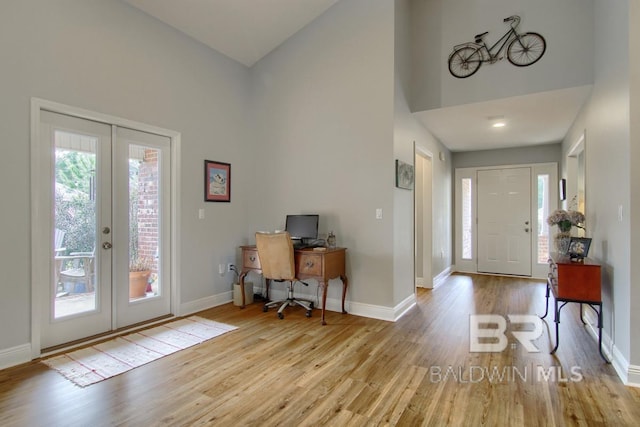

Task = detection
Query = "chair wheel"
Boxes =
[306,310,312,318]
[263,305,269,312]
[278,312,284,319]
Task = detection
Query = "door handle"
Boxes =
[102,242,112,249]
[524,228,529,233]
[525,221,529,225]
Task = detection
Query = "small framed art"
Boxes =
[395,159,414,190]
[204,160,231,202]
[568,237,591,260]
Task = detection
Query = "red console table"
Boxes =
[541,253,607,362]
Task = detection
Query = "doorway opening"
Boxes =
[415,148,433,288]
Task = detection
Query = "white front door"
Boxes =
[477,168,532,276]
[37,110,171,349]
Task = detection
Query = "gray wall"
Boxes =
[395,0,452,296]
[411,0,594,111]
[630,0,640,376]
[0,0,252,351]
[561,0,638,377]
[452,144,561,169]
[249,0,396,307]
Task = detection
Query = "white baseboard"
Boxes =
[179,291,232,317]
[626,364,640,387]
[582,309,639,387]
[0,343,32,370]
[433,266,452,288]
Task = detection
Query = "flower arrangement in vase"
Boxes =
[547,208,585,254]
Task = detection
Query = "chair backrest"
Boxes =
[54,228,66,254]
[255,232,296,281]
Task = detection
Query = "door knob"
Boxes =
[102,242,112,249]
[524,228,530,233]
[525,221,530,225]
[102,227,111,234]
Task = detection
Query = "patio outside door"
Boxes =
[38,111,171,349]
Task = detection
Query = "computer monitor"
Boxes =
[285,214,319,242]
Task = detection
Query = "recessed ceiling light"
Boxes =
[488,115,506,128]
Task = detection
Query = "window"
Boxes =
[462,178,473,260]
[537,174,550,263]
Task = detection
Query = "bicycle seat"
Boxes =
[474,31,488,43]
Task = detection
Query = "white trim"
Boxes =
[393,294,417,321]
[179,292,233,317]
[0,344,32,370]
[30,97,181,359]
[581,309,640,387]
[627,365,640,388]
[348,294,416,322]
[433,266,452,288]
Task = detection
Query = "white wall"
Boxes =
[0,0,251,352]
[412,0,594,111]
[561,0,635,379]
[249,0,396,309]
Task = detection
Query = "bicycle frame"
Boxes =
[453,17,522,64]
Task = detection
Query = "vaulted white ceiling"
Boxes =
[122,0,340,67]
[121,0,590,152]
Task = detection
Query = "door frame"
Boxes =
[454,162,557,279]
[30,97,182,358]
[414,145,433,288]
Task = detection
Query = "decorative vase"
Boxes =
[554,234,571,255]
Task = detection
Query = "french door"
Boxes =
[37,110,171,349]
[477,167,532,276]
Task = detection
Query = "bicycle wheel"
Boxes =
[448,46,482,78]
[507,32,546,67]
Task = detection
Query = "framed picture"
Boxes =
[204,160,231,202]
[559,178,567,201]
[568,237,591,260]
[395,159,414,190]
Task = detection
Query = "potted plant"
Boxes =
[129,257,153,298]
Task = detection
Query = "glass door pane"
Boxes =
[39,110,112,350]
[128,144,161,301]
[54,132,97,318]
[114,126,171,327]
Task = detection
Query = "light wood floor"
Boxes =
[1,274,639,426]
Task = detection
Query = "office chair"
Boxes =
[255,231,314,319]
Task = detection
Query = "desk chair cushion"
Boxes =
[255,232,313,319]
[255,232,295,281]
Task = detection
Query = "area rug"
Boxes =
[42,316,237,387]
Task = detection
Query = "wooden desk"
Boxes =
[541,253,607,362]
[238,245,348,325]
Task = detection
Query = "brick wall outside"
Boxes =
[137,149,159,274]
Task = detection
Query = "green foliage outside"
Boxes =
[55,149,142,261]
[55,150,96,253]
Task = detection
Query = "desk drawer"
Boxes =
[243,249,261,270]
[297,253,322,276]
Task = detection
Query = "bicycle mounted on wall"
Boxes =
[448,15,546,78]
